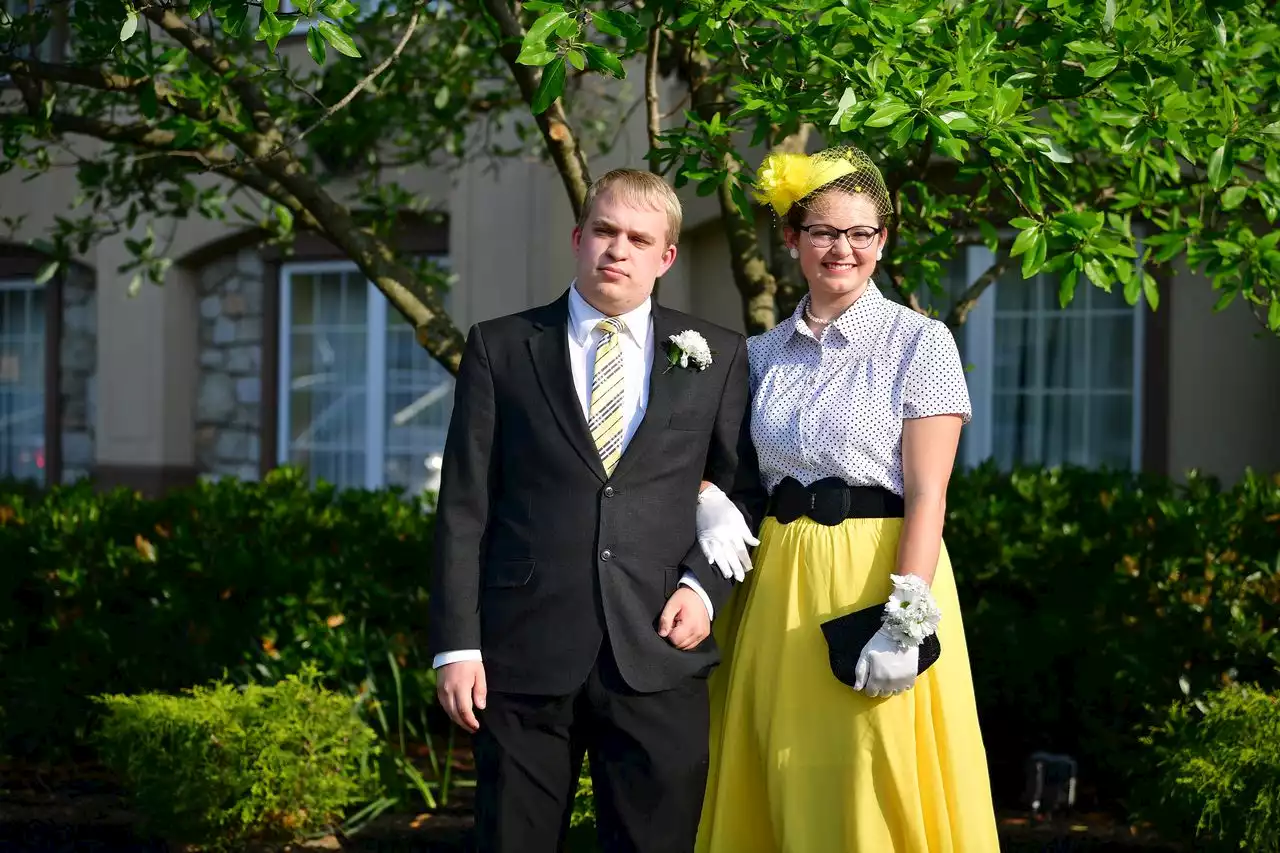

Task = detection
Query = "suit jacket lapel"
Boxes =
[609,303,678,482]
[527,294,608,483]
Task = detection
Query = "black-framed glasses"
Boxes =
[798,224,883,250]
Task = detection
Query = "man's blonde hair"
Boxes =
[577,169,683,247]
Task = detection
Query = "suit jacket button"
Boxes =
[604,486,615,498]
[601,549,613,562]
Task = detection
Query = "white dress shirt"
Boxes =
[432,284,714,670]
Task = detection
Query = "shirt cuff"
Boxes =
[432,649,483,669]
[678,572,715,621]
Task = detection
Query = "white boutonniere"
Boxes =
[665,330,714,373]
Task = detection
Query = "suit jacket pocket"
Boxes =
[484,559,535,589]
[667,412,705,432]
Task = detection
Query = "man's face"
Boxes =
[572,189,677,316]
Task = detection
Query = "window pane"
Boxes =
[1089,315,1135,392]
[991,393,1041,467]
[285,272,368,489]
[0,283,46,482]
[993,316,1037,390]
[1041,393,1088,466]
[1042,317,1088,390]
[1090,394,1134,469]
[384,320,454,494]
[995,274,1036,312]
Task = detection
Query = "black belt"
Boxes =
[766,476,904,525]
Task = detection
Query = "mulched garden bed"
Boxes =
[0,762,1188,852]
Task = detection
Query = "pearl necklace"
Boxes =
[804,304,832,325]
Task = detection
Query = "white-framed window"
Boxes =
[946,246,1145,470]
[0,278,46,482]
[277,260,455,493]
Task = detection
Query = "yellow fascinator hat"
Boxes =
[753,146,892,219]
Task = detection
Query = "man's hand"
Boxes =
[657,587,711,650]
[437,661,487,732]
[696,483,759,582]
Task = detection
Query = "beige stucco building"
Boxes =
[2,85,1278,494]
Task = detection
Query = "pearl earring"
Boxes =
[876,248,883,261]
[789,247,799,259]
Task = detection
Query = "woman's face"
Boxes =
[786,192,887,301]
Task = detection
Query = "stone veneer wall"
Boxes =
[195,249,265,481]
[60,265,96,483]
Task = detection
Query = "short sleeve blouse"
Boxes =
[747,283,971,497]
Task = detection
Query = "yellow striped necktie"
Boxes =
[588,318,626,475]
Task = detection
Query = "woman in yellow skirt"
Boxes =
[693,146,1000,852]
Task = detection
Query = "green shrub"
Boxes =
[93,665,382,851]
[1141,684,1280,851]
[947,464,1280,807]
[0,467,438,760]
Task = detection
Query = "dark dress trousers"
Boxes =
[429,292,756,853]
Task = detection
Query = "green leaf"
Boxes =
[1270,298,1280,331]
[531,56,566,115]
[566,49,585,71]
[1143,272,1159,311]
[1222,185,1248,210]
[434,86,450,109]
[978,221,999,253]
[523,0,563,10]
[1022,230,1047,277]
[1208,8,1227,46]
[34,260,59,285]
[516,45,558,66]
[318,21,361,58]
[322,0,358,18]
[938,110,979,132]
[189,0,212,20]
[591,9,642,38]
[1104,0,1117,31]
[696,176,720,197]
[1207,145,1228,190]
[889,117,915,148]
[221,3,249,38]
[1036,137,1072,163]
[1067,40,1113,56]
[830,87,857,127]
[1010,217,1038,229]
[120,10,138,42]
[1084,259,1110,289]
[137,83,158,119]
[1123,273,1141,305]
[1010,225,1040,258]
[581,44,624,78]
[275,204,294,235]
[527,10,569,44]
[865,102,912,127]
[1059,269,1078,308]
[1085,57,1119,78]
[306,26,326,64]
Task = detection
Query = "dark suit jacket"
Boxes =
[429,292,756,694]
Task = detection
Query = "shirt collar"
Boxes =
[568,281,652,347]
[792,282,885,342]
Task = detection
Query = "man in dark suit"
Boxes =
[430,169,757,853]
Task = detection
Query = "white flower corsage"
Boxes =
[881,574,942,649]
[665,329,714,373]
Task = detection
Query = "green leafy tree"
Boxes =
[2,0,1278,382]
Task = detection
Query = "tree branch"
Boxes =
[238,9,421,167]
[138,3,278,136]
[944,250,1012,329]
[645,16,662,173]
[479,0,591,216]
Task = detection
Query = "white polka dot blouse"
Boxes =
[748,282,972,498]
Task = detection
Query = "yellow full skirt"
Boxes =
[696,516,1000,853]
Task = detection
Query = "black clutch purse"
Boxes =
[819,605,941,689]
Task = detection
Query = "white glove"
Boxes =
[695,484,760,582]
[853,628,919,698]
